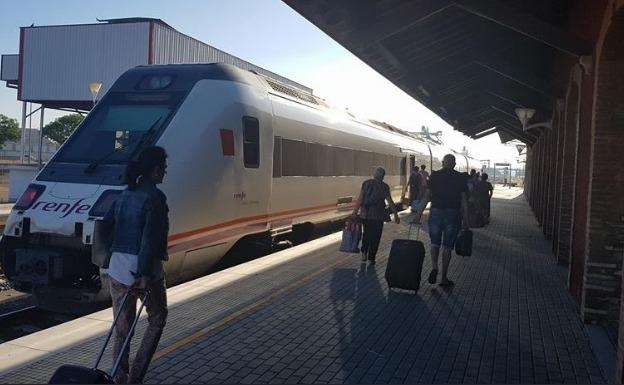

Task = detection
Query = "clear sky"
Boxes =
[0,0,522,165]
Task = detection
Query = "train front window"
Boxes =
[53,92,183,165]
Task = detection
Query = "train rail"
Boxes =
[0,305,77,343]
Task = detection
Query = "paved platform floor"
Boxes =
[0,189,608,383]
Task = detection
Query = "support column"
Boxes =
[20,102,26,163]
[38,106,44,168]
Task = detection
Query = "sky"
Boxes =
[0,0,522,165]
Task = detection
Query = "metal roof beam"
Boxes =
[496,125,536,144]
[456,118,499,136]
[461,112,525,135]
[448,91,540,120]
[452,0,592,57]
[461,111,510,129]
[347,0,454,49]
[430,82,551,120]
[473,54,562,97]
[466,120,536,144]
[454,107,499,124]
[472,127,499,139]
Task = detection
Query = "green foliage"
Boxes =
[43,113,84,144]
[0,114,20,147]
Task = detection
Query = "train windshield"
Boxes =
[53,92,184,165]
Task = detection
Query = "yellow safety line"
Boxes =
[153,252,351,361]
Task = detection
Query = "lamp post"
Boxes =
[89,82,102,106]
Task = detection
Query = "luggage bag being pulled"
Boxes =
[385,225,425,293]
[49,289,150,384]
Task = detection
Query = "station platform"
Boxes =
[0,188,609,384]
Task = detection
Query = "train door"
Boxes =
[400,156,408,186]
[236,113,273,220]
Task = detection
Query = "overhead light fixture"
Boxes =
[89,82,103,104]
[514,108,535,131]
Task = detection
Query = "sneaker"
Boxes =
[428,269,438,284]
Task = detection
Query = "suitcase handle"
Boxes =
[93,288,149,376]
[407,223,421,241]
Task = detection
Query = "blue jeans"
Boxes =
[428,208,461,248]
[410,199,421,213]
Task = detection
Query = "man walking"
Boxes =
[418,164,430,184]
[412,154,469,286]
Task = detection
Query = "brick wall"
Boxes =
[545,108,561,241]
[524,146,533,201]
[557,84,580,266]
[583,7,624,328]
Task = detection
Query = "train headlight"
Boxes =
[14,184,45,210]
[89,190,122,217]
[137,75,173,90]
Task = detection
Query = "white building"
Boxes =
[1,17,310,111]
[0,17,311,164]
[0,129,59,162]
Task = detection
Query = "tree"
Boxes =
[43,113,84,144]
[0,114,20,147]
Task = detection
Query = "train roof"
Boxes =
[112,63,436,146]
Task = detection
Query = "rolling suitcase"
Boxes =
[385,225,425,293]
[49,289,149,384]
[455,229,473,256]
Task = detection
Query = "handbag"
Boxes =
[91,220,114,268]
[455,229,473,257]
[339,218,362,253]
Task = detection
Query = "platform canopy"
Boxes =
[283,0,592,144]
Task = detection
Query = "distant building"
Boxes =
[0,129,59,162]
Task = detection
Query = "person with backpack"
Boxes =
[103,146,169,384]
[352,166,400,264]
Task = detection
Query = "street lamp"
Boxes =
[89,82,102,105]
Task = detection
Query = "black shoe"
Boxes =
[439,279,455,287]
[428,269,438,284]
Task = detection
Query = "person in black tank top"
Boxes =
[412,154,469,286]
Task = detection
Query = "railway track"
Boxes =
[0,305,77,343]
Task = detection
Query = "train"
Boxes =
[0,63,483,311]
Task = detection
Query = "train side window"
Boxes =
[243,116,260,168]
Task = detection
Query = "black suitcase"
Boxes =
[49,289,149,384]
[455,229,473,256]
[385,225,425,293]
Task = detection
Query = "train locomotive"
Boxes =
[0,63,482,311]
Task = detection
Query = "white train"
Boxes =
[0,64,482,311]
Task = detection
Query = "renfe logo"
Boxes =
[31,199,92,218]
